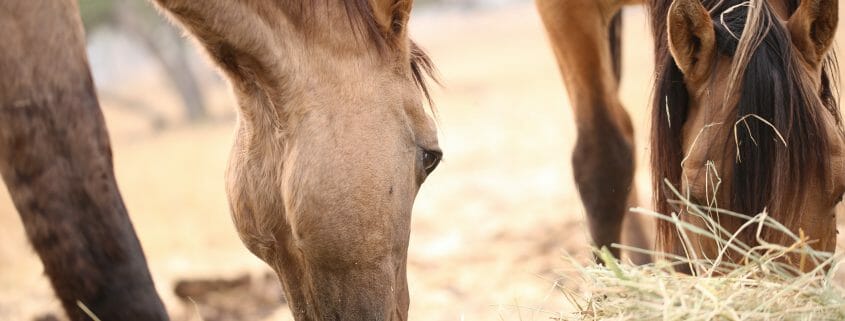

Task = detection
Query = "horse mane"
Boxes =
[649,0,841,251]
[288,0,437,103]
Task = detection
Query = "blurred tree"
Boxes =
[79,0,209,123]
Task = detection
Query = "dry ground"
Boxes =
[2,4,845,321]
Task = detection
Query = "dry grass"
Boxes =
[557,188,845,321]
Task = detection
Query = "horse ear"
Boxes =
[371,0,413,37]
[788,0,838,66]
[151,0,280,88]
[667,0,716,82]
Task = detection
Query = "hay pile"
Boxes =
[559,202,845,321]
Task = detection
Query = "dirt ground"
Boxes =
[2,4,845,321]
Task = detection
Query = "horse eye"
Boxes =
[421,149,442,175]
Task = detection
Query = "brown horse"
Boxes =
[537,0,841,265]
[1,0,438,320]
[0,1,168,320]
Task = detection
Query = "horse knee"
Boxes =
[572,123,634,248]
[572,128,634,253]
[572,131,634,219]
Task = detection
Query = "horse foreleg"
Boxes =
[536,0,649,263]
[0,1,168,320]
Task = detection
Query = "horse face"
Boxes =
[255,57,438,320]
[665,0,841,258]
[260,50,439,320]
[153,0,438,319]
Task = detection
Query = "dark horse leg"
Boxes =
[536,0,649,263]
[0,1,168,320]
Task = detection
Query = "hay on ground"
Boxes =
[558,192,845,321]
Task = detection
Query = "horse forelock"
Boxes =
[289,0,437,108]
[650,0,841,251]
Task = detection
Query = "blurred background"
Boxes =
[1,1,845,320]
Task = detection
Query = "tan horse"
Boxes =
[537,0,841,266]
[1,0,438,320]
[153,0,441,320]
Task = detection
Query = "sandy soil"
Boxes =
[2,4,845,321]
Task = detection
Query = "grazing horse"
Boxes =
[151,0,440,319]
[537,0,841,264]
[1,0,438,320]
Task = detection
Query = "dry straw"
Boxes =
[558,186,845,321]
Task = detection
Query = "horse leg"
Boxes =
[0,2,168,320]
[536,0,649,263]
